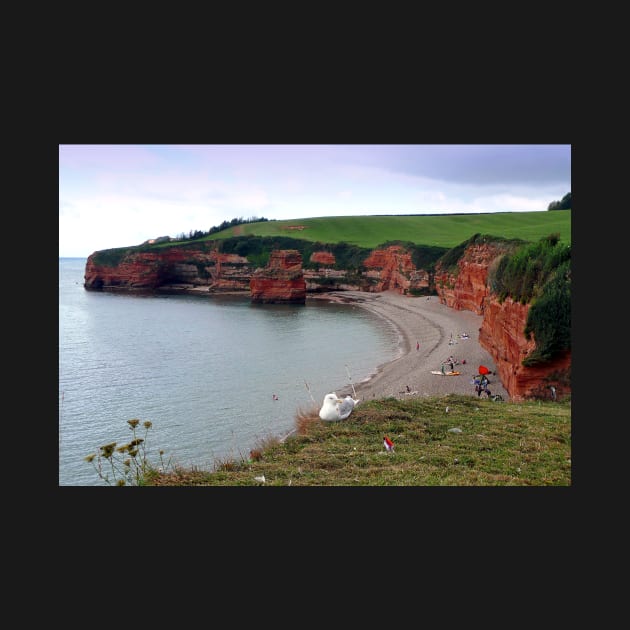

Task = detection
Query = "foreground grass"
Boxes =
[144,394,571,486]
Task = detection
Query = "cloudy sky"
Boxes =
[59,144,571,258]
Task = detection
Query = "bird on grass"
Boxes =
[383,435,395,452]
[319,392,360,421]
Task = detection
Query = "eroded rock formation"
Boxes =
[434,242,510,314]
[84,247,252,292]
[362,245,430,294]
[250,250,306,304]
[478,296,571,401]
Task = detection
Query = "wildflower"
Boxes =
[100,443,117,458]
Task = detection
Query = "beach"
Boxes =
[309,290,509,403]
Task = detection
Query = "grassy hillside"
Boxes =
[140,394,571,486]
[201,211,571,250]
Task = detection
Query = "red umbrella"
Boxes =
[478,365,490,375]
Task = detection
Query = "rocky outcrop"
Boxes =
[434,242,510,314]
[84,251,166,290]
[250,250,306,304]
[84,246,252,292]
[304,251,351,292]
[362,245,429,294]
[478,296,571,401]
[310,251,336,266]
[84,245,432,296]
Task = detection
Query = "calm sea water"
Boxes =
[59,258,401,486]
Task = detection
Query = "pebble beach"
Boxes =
[310,290,509,403]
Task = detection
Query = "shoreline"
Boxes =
[157,283,509,402]
[308,290,509,403]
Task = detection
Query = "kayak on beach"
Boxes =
[430,370,461,376]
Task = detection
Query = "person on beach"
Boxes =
[441,363,446,375]
[447,356,455,371]
[416,341,420,351]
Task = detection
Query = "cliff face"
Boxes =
[478,297,571,401]
[84,245,432,295]
[303,246,431,293]
[362,245,430,294]
[434,242,508,314]
[433,243,571,402]
[84,247,252,292]
[250,250,306,304]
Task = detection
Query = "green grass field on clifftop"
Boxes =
[202,210,571,249]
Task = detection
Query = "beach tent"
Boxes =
[478,365,490,375]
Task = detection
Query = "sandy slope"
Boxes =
[309,290,510,403]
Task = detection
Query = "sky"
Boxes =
[59,144,571,258]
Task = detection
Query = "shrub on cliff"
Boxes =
[522,258,571,365]
[488,233,571,366]
[438,233,523,275]
[91,247,134,267]
[489,233,569,305]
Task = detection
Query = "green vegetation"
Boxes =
[91,211,570,265]
[547,192,571,211]
[84,419,173,486]
[134,395,570,486]
[489,233,570,305]
[486,233,571,366]
[523,258,571,366]
[91,247,136,267]
[202,211,571,250]
[437,233,524,274]
[215,234,447,274]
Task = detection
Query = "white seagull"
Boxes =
[319,392,360,421]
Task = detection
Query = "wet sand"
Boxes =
[309,290,509,402]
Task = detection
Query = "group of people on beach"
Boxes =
[473,373,491,398]
[440,354,466,374]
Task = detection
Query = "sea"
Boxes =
[59,258,402,486]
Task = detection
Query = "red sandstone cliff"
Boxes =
[478,296,571,402]
[84,246,251,292]
[250,250,306,304]
[433,242,512,314]
[433,242,571,401]
[362,245,429,294]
